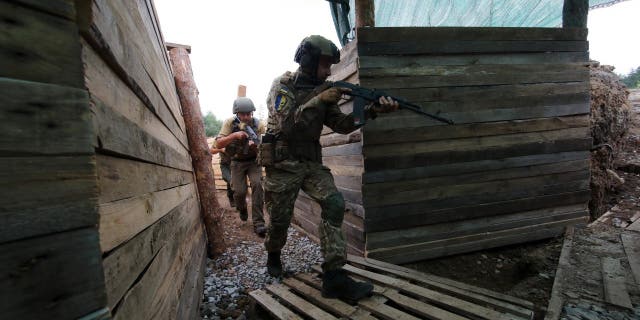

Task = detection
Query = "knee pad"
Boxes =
[320,192,345,227]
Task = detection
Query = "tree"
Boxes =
[620,66,640,89]
[202,111,223,137]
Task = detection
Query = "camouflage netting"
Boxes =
[588,61,631,219]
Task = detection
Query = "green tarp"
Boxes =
[329,0,625,45]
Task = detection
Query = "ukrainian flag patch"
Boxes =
[274,93,288,112]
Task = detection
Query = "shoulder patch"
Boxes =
[274,92,288,112]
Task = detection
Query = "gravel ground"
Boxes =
[200,227,322,319]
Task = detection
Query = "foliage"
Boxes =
[202,111,222,137]
[620,66,640,89]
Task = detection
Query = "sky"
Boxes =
[154,0,639,121]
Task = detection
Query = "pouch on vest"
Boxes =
[257,133,275,167]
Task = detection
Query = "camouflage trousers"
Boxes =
[263,160,346,272]
[230,159,264,227]
[220,162,233,205]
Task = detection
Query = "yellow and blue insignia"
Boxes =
[274,89,288,112]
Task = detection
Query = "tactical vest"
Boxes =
[227,117,259,161]
[266,72,326,163]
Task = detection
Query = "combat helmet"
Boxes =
[233,97,255,114]
[294,35,340,76]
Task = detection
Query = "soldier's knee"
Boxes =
[320,193,345,226]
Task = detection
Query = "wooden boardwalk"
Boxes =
[545,211,640,319]
[250,255,535,320]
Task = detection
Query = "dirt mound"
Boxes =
[589,61,631,219]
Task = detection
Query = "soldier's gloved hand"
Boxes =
[374,96,399,113]
[318,87,350,104]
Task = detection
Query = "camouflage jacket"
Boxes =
[266,70,361,162]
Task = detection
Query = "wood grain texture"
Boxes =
[0,228,106,320]
[0,2,83,87]
[1,79,92,155]
[0,156,97,244]
[99,183,196,253]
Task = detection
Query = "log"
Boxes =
[168,45,225,257]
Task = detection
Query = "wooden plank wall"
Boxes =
[0,1,108,319]
[357,27,591,264]
[292,41,367,255]
[76,0,206,318]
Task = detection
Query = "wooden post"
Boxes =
[355,0,375,29]
[237,85,246,97]
[167,45,225,257]
[562,0,588,28]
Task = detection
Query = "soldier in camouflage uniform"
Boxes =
[215,97,267,237]
[260,35,398,303]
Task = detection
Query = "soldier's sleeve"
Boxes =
[267,76,296,137]
[323,102,360,134]
[215,118,234,140]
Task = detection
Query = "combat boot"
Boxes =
[322,269,373,304]
[266,251,282,277]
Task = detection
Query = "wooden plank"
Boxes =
[380,289,468,320]
[544,227,574,320]
[322,142,362,157]
[9,0,76,20]
[325,164,363,177]
[0,228,106,320]
[148,223,206,320]
[365,137,592,171]
[342,265,517,320]
[601,257,633,309]
[249,290,303,320]
[347,254,535,310]
[358,39,588,56]
[98,183,195,252]
[0,156,97,244]
[360,64,588,89]
[102,197,197,310]
[368,219,580,264]
[358,295,421,320]
[365,190,590,232]
[175,231,207,320]
[364,151,589,184]
[266,284,338,320]
[97,154,193,203]
[78,0,186,141]
[364,169,589,208]
[0,2,83,87]
[322,155,363,167]
[364,127,589,160]
[1,79,92,154]
[91,98,192,171]
[362,81,589,106]
[364,159,589,197]
[282,277,376,320]
[366,205,587,250]
[627,218,640,232]
[621,233,640,286]
[112,218,202,320]
[82,41,189,151]
[357,27,588,42]
[359,52,589,69]
[320,130,361,147]
[364,114,589,145]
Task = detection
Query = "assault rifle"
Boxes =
[238,122,260,155]
[329,81,454,126]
